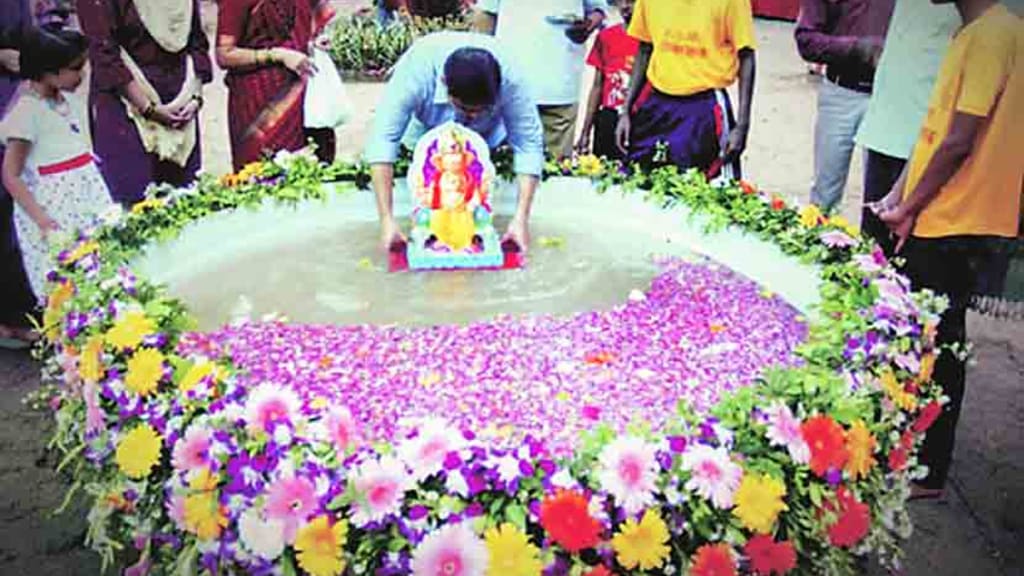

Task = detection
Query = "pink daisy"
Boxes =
[264,475,318,543]
[172,425,213,474]
[410,522,488,576]
[596,436,659,515]
[244,384,302,437]
[820,230,858,249]
[398,419,466,481]
[765,402,810,464]
[680,444,743,509]
[324,406,360,453]
[350,456,410,527]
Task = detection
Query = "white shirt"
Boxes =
[0,88,91,170]
[855,0,959,159]
[477,0,608,106]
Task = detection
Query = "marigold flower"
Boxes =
[539,490,602,553]
[115,424,161,479]
[879,368,917,411]
[611,509,671,570]
[844,420,877,481]
[295,516,348,576]
[178,361,216,394]
[690,543,737,576]
[918,352,936,382]
[801,415,848,477]
[744,535,797,575]
[79,336,105,384]
[733,473,788,534]
[484,523,542,576]
[798,204,824,228]
[125,347,165,396]
[105,310,156,350]
[183,491,228,541]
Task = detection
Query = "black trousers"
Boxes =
[592,108,624,161]
[899,236,987,489]
[862,149,905,258]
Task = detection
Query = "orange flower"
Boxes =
[690,543,736,576]
[843,420,876,480]
[539,490,602,553]
[801,415,848,477]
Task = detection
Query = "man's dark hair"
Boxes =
[443,47,502,106]
[18,26,88,81]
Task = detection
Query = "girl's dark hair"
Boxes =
[443,47,502,107]
[18,26,88,81]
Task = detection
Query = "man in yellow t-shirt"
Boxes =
[614,0,757,180]
[875,0,1023,499]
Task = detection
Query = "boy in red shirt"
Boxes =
[575,0,638,160]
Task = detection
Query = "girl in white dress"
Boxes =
[0,27,115,300]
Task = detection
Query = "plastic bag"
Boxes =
[304,48,352,129]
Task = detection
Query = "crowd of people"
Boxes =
[0,0,1022,502]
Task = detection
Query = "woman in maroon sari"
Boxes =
[216,0,336,171]
[77,0,213,206]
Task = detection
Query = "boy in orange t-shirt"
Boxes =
[875,0,1023,498]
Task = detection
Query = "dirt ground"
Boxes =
[0,7,1022,576]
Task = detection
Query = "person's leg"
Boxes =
[901,236,971,491]
[809,81,870,213]
[539,104,578,160]
[592,108,622,160]
[861,149,904,256]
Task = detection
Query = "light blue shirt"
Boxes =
[364,32,545,176]
[855,0,959,159]
[477,0,609,105]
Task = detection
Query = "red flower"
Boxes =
[801,415,849,477]
[887,447,908,472]
[740,181,757,195]
[584,566,614,576]
[745,535,797,575]
[540,490,602,553]
[912,401,942,434]
[690,543,737,576]
[827,488,871,547]
[771,197,786,211]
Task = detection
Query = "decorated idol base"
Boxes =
[403,123,512,271]
[37,150,946,575]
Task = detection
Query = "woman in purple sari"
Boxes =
[0,0,38,346]
[76,0,213,206]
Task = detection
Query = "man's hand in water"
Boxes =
[380,217,407,252]
[502,217,529,253]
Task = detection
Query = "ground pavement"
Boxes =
[0,13,1021,576]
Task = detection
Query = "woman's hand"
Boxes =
[273,48,317,78]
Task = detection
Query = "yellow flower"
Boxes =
[918,352,936,383]
[115,424,162,479]
[183,491,227,541]
[611,509,671,570]
[125,348,165,397]
[65,240,99,264]
[799,204,824,228]
[485,523,543,576]
[131,198,164,215]
[295,516,348,576]
[188,467,220,492]
[578,154,604,176]
[830,216,860,238]
[79,336,105,384]
[43,280,75,342]
[178,361,216,394]
[732,473,788,534]
[844,420,877,480]
[879,368,917,411]
[105,310,156,350]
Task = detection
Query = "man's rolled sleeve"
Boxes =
[794,0,857,65]
[501,80,545,176]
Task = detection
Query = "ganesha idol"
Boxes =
[406,122,505,270]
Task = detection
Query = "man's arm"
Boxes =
[498,69,545,251]
[880,112,984,250]
[576,72,604,153]
[723,48,755,163]
[793,0,875,66]
[615,41,652,154]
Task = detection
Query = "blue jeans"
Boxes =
[810,80,870,213]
